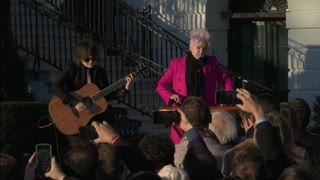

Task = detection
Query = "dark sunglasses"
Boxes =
[83,57,96,63]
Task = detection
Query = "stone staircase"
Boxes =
[12,0,171,137]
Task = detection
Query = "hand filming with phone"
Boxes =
[153,111,180,125]
[24,143,67,180]
[35,143,52,176]
[215,90,242,105]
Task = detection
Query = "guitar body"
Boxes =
[49,83,107,135]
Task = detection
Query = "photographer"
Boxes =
[24,153,78,180]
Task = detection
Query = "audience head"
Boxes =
[231,142,268,180]
[265,111,294,152]
[209,110,238,146]
[157,164,189,180]
[137,134,175,170]
[126,171,162,180]
[257,92,280,113]
[288,98,311,130]
[309,154,320,179]
[97,143,128,180]
[62,140,98,179]
[239,110,252,120]
[279,165,313,180]
[180,96,211,128]
[0,153,23,180]
[183,144,222,180]
[280,102,299,140]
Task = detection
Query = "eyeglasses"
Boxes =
[83,57,96,63]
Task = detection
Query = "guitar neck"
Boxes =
[92,78,127,101]
[91,66,147,101]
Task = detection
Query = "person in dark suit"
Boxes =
[233,88,293,179]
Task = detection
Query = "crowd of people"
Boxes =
[2,89,319,179]
[1,29,320,180]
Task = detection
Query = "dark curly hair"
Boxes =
[137,134,175,169]
[63,140,98,179]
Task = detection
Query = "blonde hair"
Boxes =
[265,111,294,152]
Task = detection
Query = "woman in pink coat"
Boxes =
[155,29,235,144]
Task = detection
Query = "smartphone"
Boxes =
[153,111,180,125]
[216,90,242,105]
[35,143,52,176]
[79,126,99,140]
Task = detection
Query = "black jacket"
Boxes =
[53,62,126,106]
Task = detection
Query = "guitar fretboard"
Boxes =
[91,68,145,101]
[92,78,127,101]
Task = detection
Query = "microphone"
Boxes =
[199,54,206,67]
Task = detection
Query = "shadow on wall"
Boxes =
[288,39,320,109]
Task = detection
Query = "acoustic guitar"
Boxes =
[48,66,148,135]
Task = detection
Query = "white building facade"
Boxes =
[125,0,320,117]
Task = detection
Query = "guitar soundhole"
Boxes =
[82,97,93,107]
[87,104,101,114]
[82,97,101,114]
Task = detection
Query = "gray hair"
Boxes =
[208,110,238,145]
[189,29,211,47]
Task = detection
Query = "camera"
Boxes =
[79,126,99,140]
[35,143,52,176]
[153,111,180,125]
[216,90,242,105]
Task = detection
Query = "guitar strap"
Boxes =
[87,69,92,84]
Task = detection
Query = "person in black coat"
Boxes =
[53,39,135,113]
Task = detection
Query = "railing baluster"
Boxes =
[14,0,189,116]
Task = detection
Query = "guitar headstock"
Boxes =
[133,63,151,78]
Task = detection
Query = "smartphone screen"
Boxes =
[35,143,52,175]
[215,91,241,105]
[153,111,180,125]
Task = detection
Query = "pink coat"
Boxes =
[155,55,234,106]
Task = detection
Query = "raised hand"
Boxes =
[45,157,66,180]
[235,88,264,120]
[92,121,120,145]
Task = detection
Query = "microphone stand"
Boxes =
[218,63,273,92]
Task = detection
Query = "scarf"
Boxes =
[186,52,204,97]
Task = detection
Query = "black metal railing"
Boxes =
[13,0,189,116]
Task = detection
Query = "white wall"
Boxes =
[287,0,320,114]
[126,0,320,119]
[123,0,230,65]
